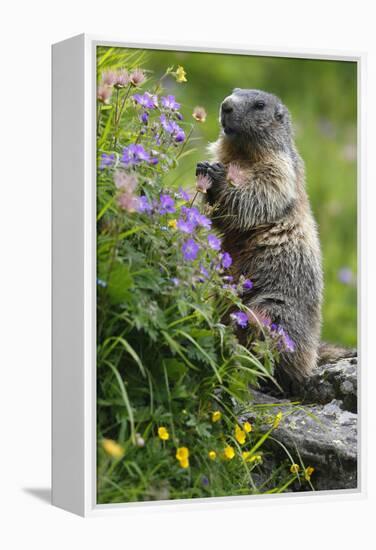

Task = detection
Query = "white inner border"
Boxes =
[85,35,366,516]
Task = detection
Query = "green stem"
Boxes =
[97,103,102,135]
[190,191,199,208]
[113,83,132,148]
[176,125,194,160]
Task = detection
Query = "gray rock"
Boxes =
[247,356,358,491]
[298,356,358,413]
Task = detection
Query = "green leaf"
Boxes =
[107,262,134,304]
[162,358,188,381]
[101,336,146,378]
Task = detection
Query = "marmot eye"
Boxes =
[254,101,265,110]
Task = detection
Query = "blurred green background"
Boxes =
[104,47,358,347]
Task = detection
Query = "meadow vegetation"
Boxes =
[96,46,356,503]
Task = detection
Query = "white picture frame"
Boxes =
[52,34,366,517]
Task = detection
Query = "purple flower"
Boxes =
[223,275,234,282]
[161,95,180,110]
[133,92,158,109]
[338,267,354,285]
[196,213,212,229]
[171,277,180,286]
[178,187,190,201]
[100,152,115,170]
[122,144,150,166]
[182,238,200,261]
[140,112,149,124]
[160,114,177,133]
[221,252,233,269]
[200,265,209,279]
[201,475,210,487]
[181,206,199,224]
[230,311,249,328]
[177,219,195,234]
[160,114,185,142]
[137,195,152,214]
[270,324,296,353]
[159,194,175,214]
[243,279,253,290]
[175,128,186,142]
[208,234,221,251]
[283,333,296,353]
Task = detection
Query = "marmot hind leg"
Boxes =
[246,303,319,392]
[318,342,357,365]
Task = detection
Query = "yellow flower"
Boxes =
[235,425,246,445]
[179,457,190,468]
[102,438,124,459]
[290,463,300,474]
[208,450,217,461]
[176,447,189,461]
[250,454,262,463]
[168,219,177,229]
[304,466,315,481]
[176,447,190,468]
[212,410,222,423]
[175,65,187,83]
[243,421,252,433]
[273,411,283,429]
[224,445,235,460]
[158,426,170,441]
[242,451,261,463]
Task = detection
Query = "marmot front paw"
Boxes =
[196,161,211,177]
[207,162,226,184]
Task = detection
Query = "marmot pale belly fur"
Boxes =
[197,89,351,388]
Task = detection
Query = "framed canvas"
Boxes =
[52,34,365,516]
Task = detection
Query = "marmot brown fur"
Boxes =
[196,88,352,389]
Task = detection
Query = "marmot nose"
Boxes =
[221,100,234,114]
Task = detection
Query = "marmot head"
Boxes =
[220,89,292,151]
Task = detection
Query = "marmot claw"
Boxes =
[196,161,211,177]
[207,162,226,182]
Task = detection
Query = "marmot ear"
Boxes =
[275,105,284,121]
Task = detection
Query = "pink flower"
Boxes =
[114,170,138,192]
[117,192,139,212]
[196,174,212,194]
[192,106,207,123]
[115,69,130,88]
[101,70,117,87]
[97,84,113,104]
[227,163,246,187]
[130,69,146,86]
